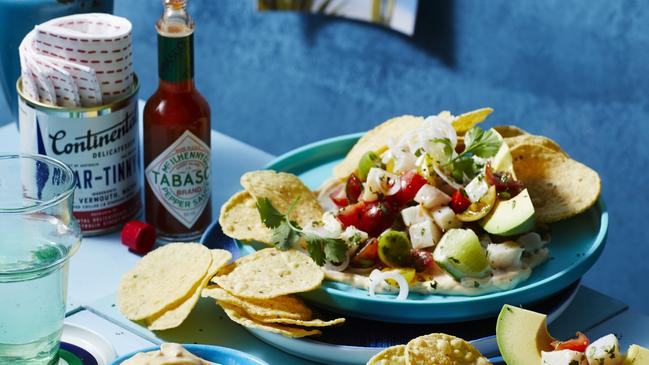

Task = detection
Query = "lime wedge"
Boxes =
[433,229,491,280]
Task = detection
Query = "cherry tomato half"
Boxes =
[391,171,427,207]
[337,200,399,237]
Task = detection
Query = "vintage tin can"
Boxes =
[16,75,141,235]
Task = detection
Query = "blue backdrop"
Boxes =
[1,1,647,314]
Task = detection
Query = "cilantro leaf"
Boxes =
[323,239,349,264]
[256,197,350,267]
[443,127,502,183]
[463,127,501,158]
[271,220,300,250]
[450,155,481,182]
[256,197,284,229]
[304,234,326,266]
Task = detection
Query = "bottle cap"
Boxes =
[121,221,156,255]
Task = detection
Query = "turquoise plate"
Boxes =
[237,133,608,323]
[112,344,269,365]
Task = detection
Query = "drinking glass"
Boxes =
[0,154,81,365]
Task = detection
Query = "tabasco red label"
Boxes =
[145,130,211,228]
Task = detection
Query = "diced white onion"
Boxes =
[366,168,401,197]
[414,184,451,210]
[302,212,342,239]
[340,226,368,252]
[361,182,379,202]
[368,269,409,300]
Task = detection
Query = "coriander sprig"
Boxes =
[256,197,348,266]
[435,126,502,183]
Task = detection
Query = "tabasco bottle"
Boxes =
[143,0,211,242]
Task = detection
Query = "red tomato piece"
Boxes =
[329,185,349,207]
[551,332,590,352]
[392,171,427,206]
[345,173,363,204]
[450,189,471,213]
[336,200,366,228]
[337,200,399,237]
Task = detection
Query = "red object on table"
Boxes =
[121,221,156,255]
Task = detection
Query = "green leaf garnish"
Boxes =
[256,197,348,266]
[437,126,502,183]
[255,197,284,229]
[463,127,501,158]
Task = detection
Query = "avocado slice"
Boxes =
[623,344,649,365]
[496,304,555,365]
[480,189,535,236]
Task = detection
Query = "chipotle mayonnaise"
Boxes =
[122,343,219,365]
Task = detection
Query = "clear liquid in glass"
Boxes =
[0,214,80,365]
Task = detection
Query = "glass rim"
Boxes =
[0,153,76,214]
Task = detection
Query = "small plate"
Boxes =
[245,280,580,365]
[59,323,117,365]
[203,132,607,323]
[111,344,270,365]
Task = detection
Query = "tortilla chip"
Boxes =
[146,249,232,331]
[332,115,424,179]
[505,134,567,156]
[220,302,321,338]
[202,286,312,320]
[212,248,324,299]
[250,315,345,327]
[240,170,323,228]
[511,143,601,223]
[117,243,212,321]
[493,125,528,138]
[452,107,494,134]
[219,191,273,244]
[366,345,406,365]
[405,333,491,365]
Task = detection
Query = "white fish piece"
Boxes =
[487,241,524,269]
[541,350,588,365]
[465,175,489,203]
[585,334,622,365]
[401,205,431,227]
[409,220,441,250]
[432,206,462,231]
[414,184,451,210]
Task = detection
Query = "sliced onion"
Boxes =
[324,252,350,272]
[432,163,462,190]
[368,269,409,300]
